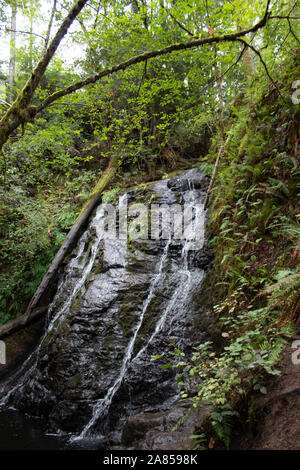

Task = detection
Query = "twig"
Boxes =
[159,0,194,37]
[287,18,300,45]
[218,45,247,82]
[270,16,300,20]
[237,38,282,97]
[5,28,46,42]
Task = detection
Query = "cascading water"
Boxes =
[0,168,212,450]
[76,235,173,441]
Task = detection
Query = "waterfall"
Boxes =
[0,168,210,449]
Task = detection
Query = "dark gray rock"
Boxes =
[122,402,211,450]
[167,173,206,192]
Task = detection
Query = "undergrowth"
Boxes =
[0,170,98,324]
[154,61,300,449]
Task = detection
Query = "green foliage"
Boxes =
[0,197,58,323]
[208,76,300,296]
[262,267,300,321]
[0,178,84,323]
[2,115,90,186]
[102,185,121,204]
[0,0,298,442]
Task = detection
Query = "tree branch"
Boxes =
[38,7,272,112]
[3,0,89,116]
[287,18,300,45]
[218,45,247,82]
[5,28,46,42]
[270,16,300,20]
[237,38,282,96]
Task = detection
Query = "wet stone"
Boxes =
[3,168,214,448]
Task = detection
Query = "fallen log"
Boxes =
[0,154,119,339]
[0,306,48,340]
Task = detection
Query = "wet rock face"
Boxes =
[167,174,207,192]
[121,402,211,450]
[8,168,213,446]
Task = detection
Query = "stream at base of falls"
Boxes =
[0,168,214,450]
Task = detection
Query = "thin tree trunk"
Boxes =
[213,47,225,142]
[44,0,57,52]
[77,17,98,67]
[242,46,255,76]
[29,3,33,70]
[6,1,17,104]
[237,25,255,78]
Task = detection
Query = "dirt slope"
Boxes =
[232,343,300,450]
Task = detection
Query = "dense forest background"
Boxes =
[0,0,299,448]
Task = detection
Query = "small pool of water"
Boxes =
[0,409,69,450]
[0,408,109,450]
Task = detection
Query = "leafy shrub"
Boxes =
[0,186,79,324]
[153,286,293,448]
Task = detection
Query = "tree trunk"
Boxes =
[203,125,234,209]
[237,25,255,78]
[44,0,57,52]
[6,1,17,104]
[242,46,255,77]
[213,47,225,142]
[28,0,34,69]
